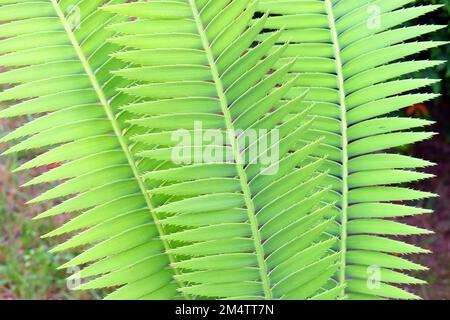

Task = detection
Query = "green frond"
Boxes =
[256,0,444,299]
[102,0,335,300]
[0,0,443,301]
[0,0,181,300]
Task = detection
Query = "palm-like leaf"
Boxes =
[0,0,183,300]
[0,0,445,301]
[100,0,338,300]
[255,0,446,299]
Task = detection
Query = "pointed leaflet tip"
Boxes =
[40,232,53,239]
[1,147,14,156]
[0,134,11,144]
[57,263,69,270]
[48,246,61,254]
[58,258,79,270]
[32,211,52,221]
[26,197,41,205]
[21,179,37,188]
[12,165,26,173]
[41,224,69,239]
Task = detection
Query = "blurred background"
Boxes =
[0,0,449,300]
[402,0,450,300]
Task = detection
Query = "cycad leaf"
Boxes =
[104,0,335,300]
[256,0,444,299]
[0,0,443,301]
[0,0,183,300]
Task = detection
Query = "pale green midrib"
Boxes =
[188,0,273,300]
[325,0,349,298]
[50,0,188,299]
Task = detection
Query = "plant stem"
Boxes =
[50,0,188,298]
[189,0,273,299]
[325,0,349,299]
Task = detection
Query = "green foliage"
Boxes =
[102,0,338,300]
[0,0,170,299]
[255,0,446,299]
[0,0,445,300]
[0,150,96,300]
[414,0,450,97]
